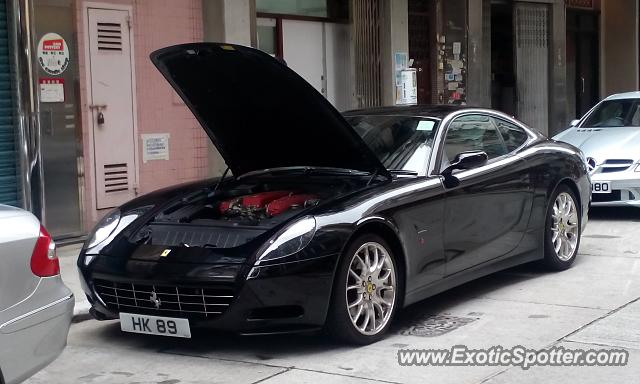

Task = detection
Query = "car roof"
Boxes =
[342,104,470,120]
[604,91,640,101]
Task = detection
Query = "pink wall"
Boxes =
[76,0,209,229]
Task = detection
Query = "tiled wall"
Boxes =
[76,0,208,228]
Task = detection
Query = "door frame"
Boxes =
[82,2,140,214]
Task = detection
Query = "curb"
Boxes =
[72,300,92,323]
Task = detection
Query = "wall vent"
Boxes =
[104,163,129,193]
[97,22,123,52]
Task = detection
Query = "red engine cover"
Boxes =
[242,191,291,209]
[267,194,318,217]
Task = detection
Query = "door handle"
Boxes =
[581,77,585,94]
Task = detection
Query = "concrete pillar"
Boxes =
[549,0,568,135]
[380,0,408,106]
[601,0,639,96]
[467,0,491,108]
[202,0,256,46]
[202,0,257,176]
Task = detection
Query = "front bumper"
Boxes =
[80,253,340,335]
[591,172,640,207]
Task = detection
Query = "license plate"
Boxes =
[119,313,191,338]
[592,181,612,194]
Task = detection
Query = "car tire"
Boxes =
[543,184,581,270]
[326,234,401,345]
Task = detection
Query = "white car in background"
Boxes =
[0,205,74,384]
[554,92,640,207]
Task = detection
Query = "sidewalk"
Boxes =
[57,244,91,321]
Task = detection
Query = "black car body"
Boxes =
[78,43,590,343]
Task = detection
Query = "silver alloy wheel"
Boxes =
[346,242,397,336]
[551,192,579,261]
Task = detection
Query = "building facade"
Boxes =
[1,0,639,239]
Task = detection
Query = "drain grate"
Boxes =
[399,314,477,337]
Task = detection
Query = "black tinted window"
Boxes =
[583,99,640,127]
[494,118,528,151]
[442,114,507,165]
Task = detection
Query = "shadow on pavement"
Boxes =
[588,206,640,221]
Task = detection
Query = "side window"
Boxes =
[442,114,507,166]
[493,118,529,152]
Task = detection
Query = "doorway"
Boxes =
[34,0,83,237]
[281,19,327,97]
[408,0,433,104]
[257,16,352,110]
[567,10,600,119]
[490,1,516,116]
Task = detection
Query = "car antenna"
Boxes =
[212,167,231,194]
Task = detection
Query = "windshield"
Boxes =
[345,115,439,174]
[582,99,640,127]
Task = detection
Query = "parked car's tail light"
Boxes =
[31,225,60,277]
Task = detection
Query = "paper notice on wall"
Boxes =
[396,69,417,105]
[453,42,462,55]
[39,78,65,103]
[142,133,170,163]
[447,82,459,91]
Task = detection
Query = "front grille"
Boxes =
[146,223,262,248]
[592,190,622,202]
[94,279,234,319]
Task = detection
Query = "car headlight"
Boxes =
[84,206,152,260]
[87,209,121,249]
[255,216,317,264]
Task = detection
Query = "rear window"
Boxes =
[583,99,640,127]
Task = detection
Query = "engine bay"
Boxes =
[218,190,320,221]
[133,177,361,249]
[152,184,328,227]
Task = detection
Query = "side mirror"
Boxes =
[570,119,580,127]
[442,151,489,176]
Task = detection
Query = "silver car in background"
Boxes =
[554,92,640,207]
[0,205,74,384]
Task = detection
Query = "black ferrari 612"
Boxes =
[78,43,590,344]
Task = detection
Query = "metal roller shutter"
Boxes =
[0,0,19,207]
[514,2,550,134]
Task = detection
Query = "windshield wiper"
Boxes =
[388,169,419,176]
[237,166,371,180]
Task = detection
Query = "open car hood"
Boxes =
[151,43,390,178]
